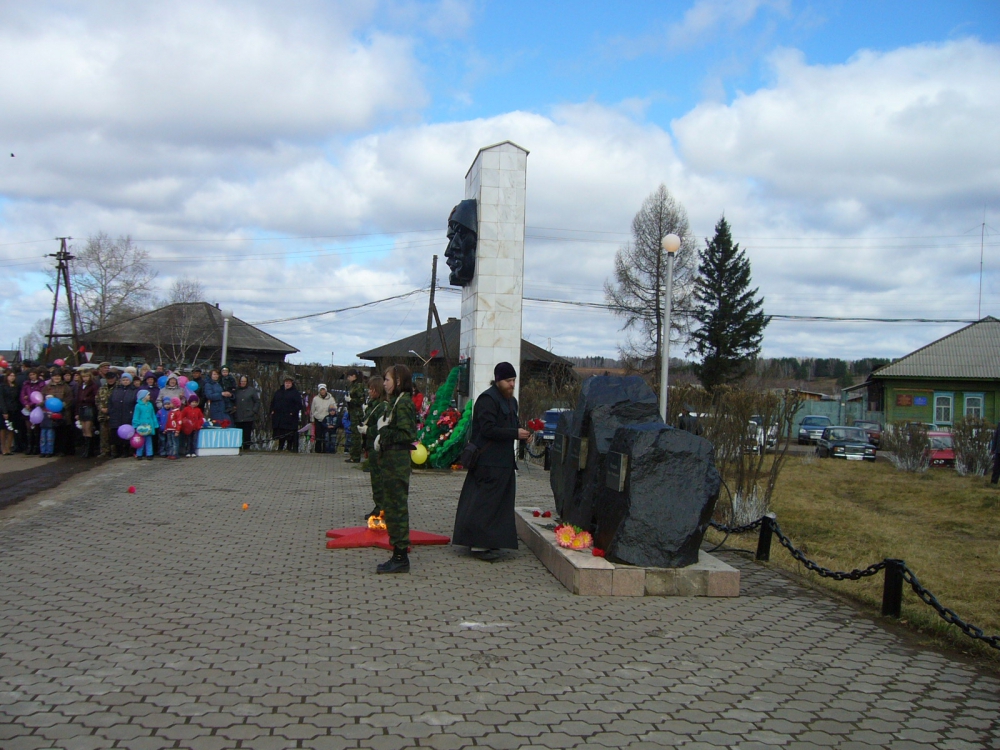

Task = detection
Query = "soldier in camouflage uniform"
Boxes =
[374,364,417,574]
[345,369,366,463]
[358,375,387,521]
[96,371,117,457]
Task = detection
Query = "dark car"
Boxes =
[852,419,882,447]
[815,426,877,461]
[539,408,570,443]
[798,415,833,444]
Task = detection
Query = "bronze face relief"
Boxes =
[445,199,477,286]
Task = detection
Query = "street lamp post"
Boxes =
[659,234,680,423]
[220,309,233,368]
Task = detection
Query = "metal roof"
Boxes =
[872,316,1000,380]
[81,303,298,354]
[357,318,571,366]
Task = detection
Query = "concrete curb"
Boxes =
[515,507,740,597]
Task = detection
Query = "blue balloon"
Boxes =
[158,375,168,389]
[186,381,199,392]
[45,396,64,413]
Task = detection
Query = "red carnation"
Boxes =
[541,511,552,518]
[532,510,541,517]
[592,548,605,557]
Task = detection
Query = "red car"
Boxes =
[925,432,955,468]
[852,420,883,447]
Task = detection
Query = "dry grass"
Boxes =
[705,455,1000,663]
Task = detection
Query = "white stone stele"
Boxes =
[459,141,528,403]
[515,508,741,597]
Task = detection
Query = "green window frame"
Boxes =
[964,393,984,419]
[934,392,953,425]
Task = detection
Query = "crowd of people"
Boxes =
[0,360,259,460]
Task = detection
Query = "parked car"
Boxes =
[852,419,882,447]
[925,432,955,468]
[901,421,946,433]
[539,408,570,444]
[798,415,833,444]
[815,426,877,461]
[748,415,778,453]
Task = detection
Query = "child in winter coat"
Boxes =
[181,395,204,457]
[156,404,169,455]
[164,400,184,459]
[132,389,158,460]
[323,405,340,453]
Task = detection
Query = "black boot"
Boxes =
[81,437,91,458]
[377,547,410,574]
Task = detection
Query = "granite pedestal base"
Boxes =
[515,508,740,597]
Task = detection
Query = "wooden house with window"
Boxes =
[869,316,1000,426]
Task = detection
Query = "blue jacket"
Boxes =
[203,379,227,422]
[132,399,158,434]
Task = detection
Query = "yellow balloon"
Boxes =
[410,442,429,465]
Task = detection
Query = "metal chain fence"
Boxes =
[709,515,999,650]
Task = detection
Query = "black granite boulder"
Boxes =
[593,422,720,568]
[549,376,660,527]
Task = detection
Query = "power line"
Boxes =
[249,289,428,325]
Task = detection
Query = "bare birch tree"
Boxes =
[73,233,157,331]
[151,304,216,368]
[165,277,205,305]
[603,184,696,375]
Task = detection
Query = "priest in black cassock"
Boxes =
[452,362,533,560]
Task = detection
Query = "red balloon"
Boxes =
[127,486,136,494]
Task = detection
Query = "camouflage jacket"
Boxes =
[376,392,417,451]
[346,381,366,419]
[362,398,387,452]
[96,385,113,422]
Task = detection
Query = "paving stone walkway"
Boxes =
[1,454,998,750]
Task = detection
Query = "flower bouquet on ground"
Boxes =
[554,523,593,551]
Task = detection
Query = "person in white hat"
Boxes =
[310,384,337,453]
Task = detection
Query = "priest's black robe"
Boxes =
[452,385,520,550]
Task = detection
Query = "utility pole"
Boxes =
[423,254,452,376]
[979,212,986,320]
[425,255,437,366]
[45,237,81,364]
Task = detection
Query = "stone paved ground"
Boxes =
[1,454,998,750]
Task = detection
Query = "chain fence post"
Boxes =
[755,513,775,561]
[881,558,905,618]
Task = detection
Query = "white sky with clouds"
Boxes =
[1,0,998,365]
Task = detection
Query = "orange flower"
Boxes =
[570,531,593,550]
[555,525,576,548]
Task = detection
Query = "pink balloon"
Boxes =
[130,434,145,449]
[30,391,44,405]
[54,358,65,366]
[177,376,189,387]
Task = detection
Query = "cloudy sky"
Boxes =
[1,0,998,365]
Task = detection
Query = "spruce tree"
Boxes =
[691,216,769,391]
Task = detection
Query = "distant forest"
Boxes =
[566,355,893,385]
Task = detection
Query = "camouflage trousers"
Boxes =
[99,421,111,456]
[379,449,411,549]
[349,418,363,461]
[368,451,384,513]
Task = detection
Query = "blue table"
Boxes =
[197,428,242,456]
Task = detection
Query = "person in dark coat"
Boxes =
[452,362,532,560]
[270,375,302,452]
[203,369,228,423]
[990,422,1000,485]
[107,373,139,457]
[234,376,261,450]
